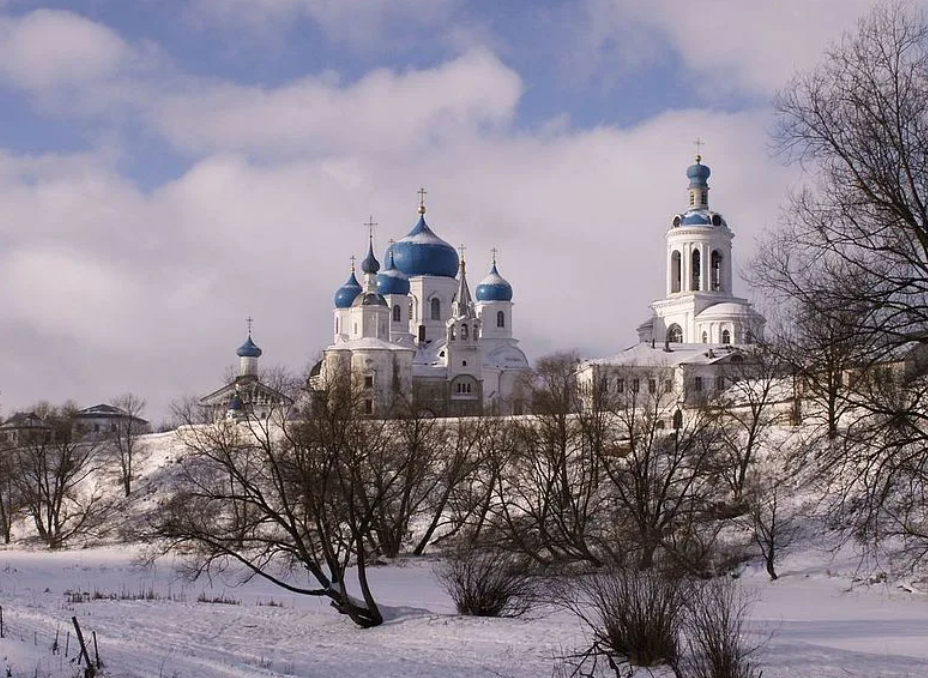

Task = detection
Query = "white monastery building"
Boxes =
[311,192,531,416]
[579,154,766,405]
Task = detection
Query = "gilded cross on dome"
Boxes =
[365,215,378,239]
[693,137,704,162]
[417,187,427,215]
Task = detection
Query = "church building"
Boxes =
[310,191,531,416]
[579,154,766,406]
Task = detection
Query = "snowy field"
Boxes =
[2,544,928,678]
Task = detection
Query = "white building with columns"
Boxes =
[580,154,766,408]
[638,154,765,346]
[312,194,530,416]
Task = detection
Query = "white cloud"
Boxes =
[0,9,130,90]
[149,49,521,157]
[572,0,886,95]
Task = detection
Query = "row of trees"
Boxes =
[149,353,801,629]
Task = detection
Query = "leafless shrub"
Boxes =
[435,546,539,617]
[560,566,685,674]
[681,577,764,678]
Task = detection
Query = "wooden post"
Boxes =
[92,630,103,668]
[71,616,95,677]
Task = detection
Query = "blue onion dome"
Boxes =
[334,270,362,308]
[392,214,459,278]
[237,335,262,358]
[229,394,243,411]
[475,261,513,302]
[687,155,711,188]
[377,249,410,296]
[361,239,380,274]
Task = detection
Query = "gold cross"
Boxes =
[246,315,254,335]
[490,247,498,264]
[418,187,427,214]
[458,243,466,261]
[694,137,704,160]
[350,255,356,271]
[365,215,378,239]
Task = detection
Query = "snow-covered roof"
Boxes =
[585,342,746,368]
[697,301,760,318]
[329,337,414,352]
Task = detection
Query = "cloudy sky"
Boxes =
[0,0,891,423]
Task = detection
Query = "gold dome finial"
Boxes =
[417,187,427,215]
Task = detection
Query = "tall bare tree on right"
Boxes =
[762,1,928,351]
[753,1,928,570]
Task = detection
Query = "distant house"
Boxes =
[0,412,52,446]
[74,404,150,438]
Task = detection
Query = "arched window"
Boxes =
[667,324,683,343]
[711,250,722,291]
[671,251,682,293]
[721,329,731,344]
[392,304,401,322]
[461,324,469,340]
[335,318,339,333]
[409,297,416,321]
[701,330,708,343]
[497,310,505,328]
[430,298,441,320]
[673,410,683,430]
[691,250,701,291]
[449,325,456,341]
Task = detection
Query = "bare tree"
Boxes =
[12,406,109,548]
[767,1,928,350]
[596,372,722,572]
[482,353,616,567]
[712,347,783,503]
[109,394,147,497]
[754,0,928,572]
[154,370,478,628]
[0,442,21,543]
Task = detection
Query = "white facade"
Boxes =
[581,155,766,406]
[639,155,765,346]
[319,198,530,415]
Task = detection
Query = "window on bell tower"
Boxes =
[671,251,682,293]
[711,250,722,291]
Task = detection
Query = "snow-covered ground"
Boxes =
[1,543,928,678]
[3,431,928,677]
